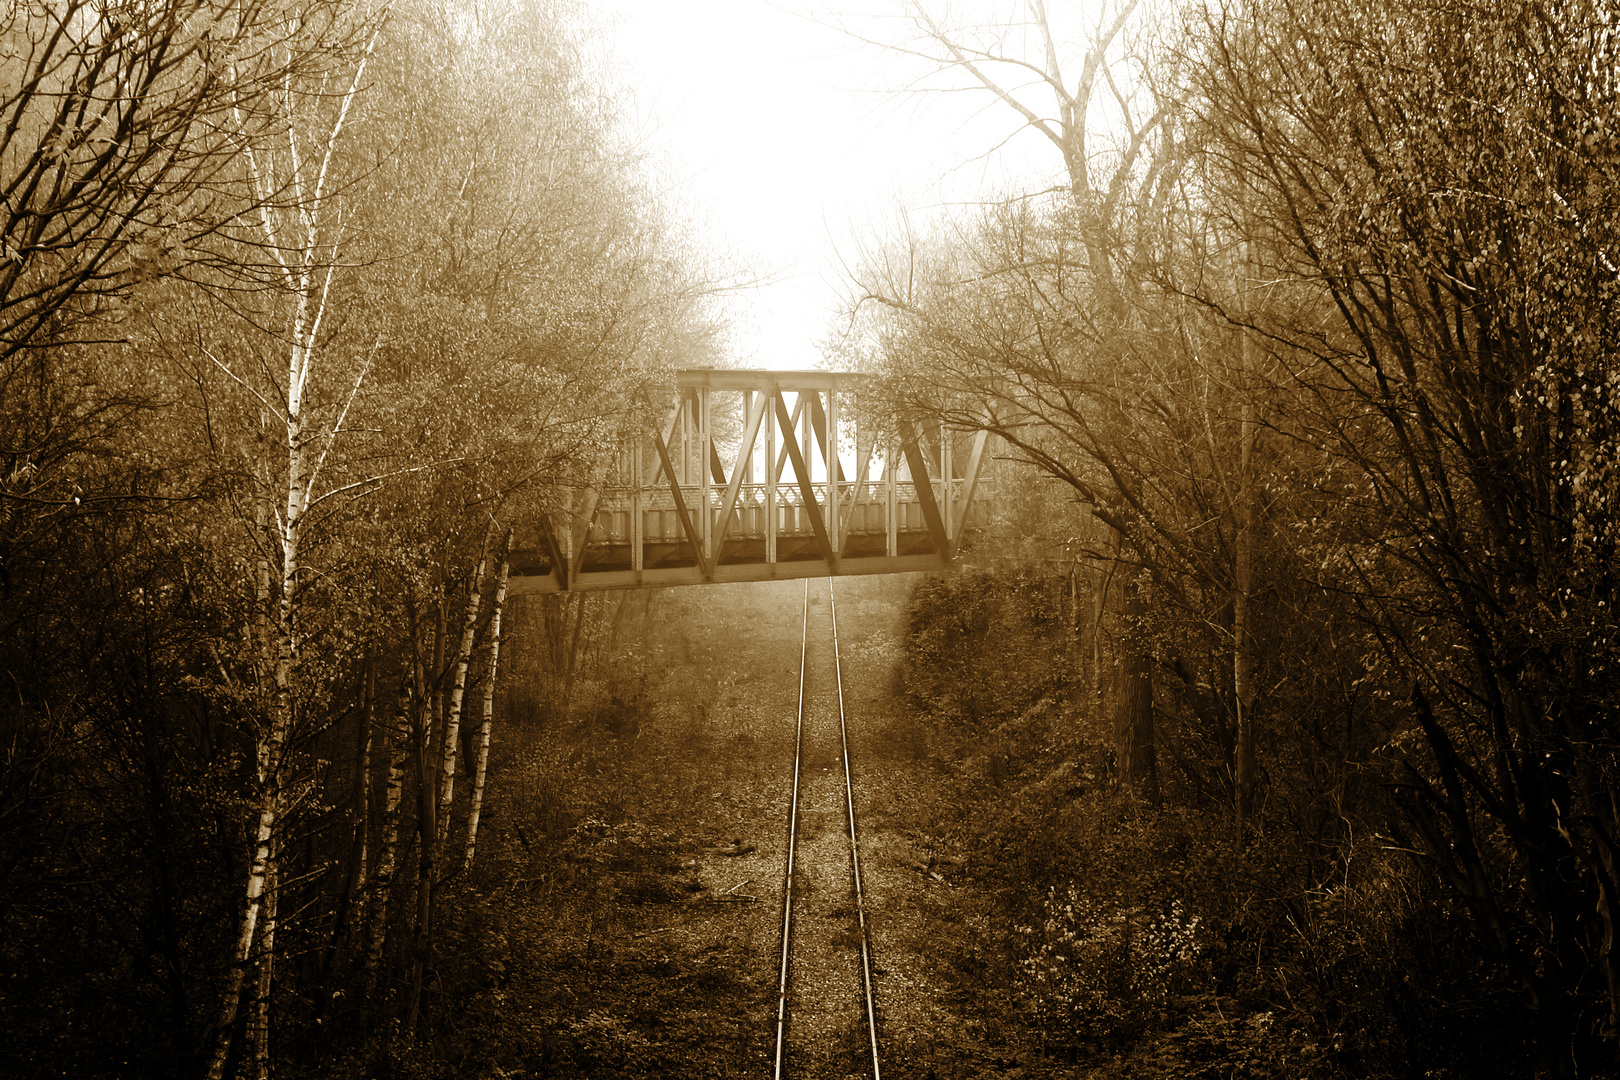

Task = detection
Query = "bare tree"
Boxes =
[838,0,1202,802]
[0,0,361,358]
[1185,0,1620,1066]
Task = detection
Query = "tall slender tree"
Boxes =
[200,9,385,1075]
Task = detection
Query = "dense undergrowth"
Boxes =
[885,570,1534,1079]
[0,566,1559,1078]
[315,584,818,1080]
[322,686,778,1077]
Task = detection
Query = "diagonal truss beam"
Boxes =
[570,488,601,584]
[648,397,685,486]
[773,392,807,482]
[899,417,951,559]
[837,423,878,553]
[957,427,991,539]
[808,392,845,482]
[711,389,768,557]
[652,424,712,578]
[516,371,998,593]
[774,390,838,567]
[708,431,728,485]
[539,514,569,591]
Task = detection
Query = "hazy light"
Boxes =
[600,1,1063,372]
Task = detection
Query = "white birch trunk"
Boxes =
[436,552,486,849]
[464,544,511,871]
[207,31,381,1077]
[248,837,279,1080]
[205,771,284,1080]
[209,431,302,1080]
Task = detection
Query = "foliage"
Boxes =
[896,565,1539,1077]
[0,0,725,1075]
[1180,0,1620,1068]
[851,0,1620,1071]
[1016,886,1204,1043]
[0,0,358,358]
[900,568,1077,739]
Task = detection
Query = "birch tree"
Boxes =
[464,533,512,871]
[0,0,724,1073]
[200,8,386,1076]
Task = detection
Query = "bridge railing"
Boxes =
[584,479,989,544]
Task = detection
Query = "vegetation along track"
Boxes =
[774,579,883,1080]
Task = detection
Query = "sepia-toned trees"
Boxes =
[1185,0,1620,1068]
[0,0,725,1076]
[329,0,724,1045]
[842,0,1198,805]
[851,0,1619,1071]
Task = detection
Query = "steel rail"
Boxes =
[829,580,882,1080]
[772,580,810,1080]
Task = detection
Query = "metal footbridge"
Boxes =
[508,369,991,594]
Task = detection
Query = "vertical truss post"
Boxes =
[827,386,840,559]
[802,396,813,482]
[886,435,898,558]
[631,442,644,576]
[699,386,712,571]
[679,392,692,487]
[803,394,812,541]
[744,391,755,484]
[765,383,777,564]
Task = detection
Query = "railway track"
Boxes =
[773,578,882,1080]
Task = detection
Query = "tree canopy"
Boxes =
[847,0,1620,1072]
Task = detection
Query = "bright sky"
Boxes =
[598,0,1063,371]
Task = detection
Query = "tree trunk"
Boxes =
[248,837,279,1080]
[405,650,436,1040]
[561,592,589,709]
[429,592,447,770]
[206,776,282,1080]
[598,591,629,670]
[1233,237,1259,836]
[1116,570,1159,805]
[1233,396,1257,834]
[362,681,410,995]
[436,552,486,848]
[320,657,373,1022]
[351,657,373,930]
[207,408,303,1080]
[204,29,380,1074]
[465,541,511,871]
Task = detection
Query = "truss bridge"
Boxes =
[508,369,991,594]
